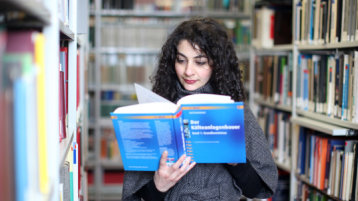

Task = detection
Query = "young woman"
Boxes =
[121,17,278,201]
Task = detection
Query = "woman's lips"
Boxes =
[184,79,196,84]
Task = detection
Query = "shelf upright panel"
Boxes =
[290,1,299,199]
[94,0,103,200]
[42,0,59,200]
[68,0,78,142]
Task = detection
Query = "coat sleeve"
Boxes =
[121,171,155,201]
[233,104,278,198]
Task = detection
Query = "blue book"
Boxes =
[341,54,349,120]
[111,90,246,171]
[3,54,33,201]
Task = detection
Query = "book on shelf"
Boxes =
[297,127,358,200]
[296,51,358,123]
[295,0,358,44]
[0,28,15,201]
[110,84,246,171]
[4,30,50,200]
[253,6,275,48]
[59,62,66,141]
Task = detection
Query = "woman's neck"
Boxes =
[175,82,214,103]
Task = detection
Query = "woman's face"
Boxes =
[175,40,213,91]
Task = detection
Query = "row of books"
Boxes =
[297,127,358,200]
[296,182,339,201]
[100,128,122,161]
[59,46,81,141]
[100,23,169,49]
[257,106,292,167]
[0,29,50,201]
[60,127,83,201]
[252,5,292,48]
[255,54,293,107]
[295,0,358,45]
[96,18,251,49]
[96,0,251,12]
[100,54,155,85]
[296,51,358,122]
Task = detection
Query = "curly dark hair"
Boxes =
[151,17,246,102]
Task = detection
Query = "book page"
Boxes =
[113,102,177,114]
[177,94,233,105]
[135,83,171,104]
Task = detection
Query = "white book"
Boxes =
[260,7,275,48]
[341,0,349,42]
[353,51,358,123]
[330,0,338,43]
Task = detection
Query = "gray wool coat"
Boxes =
[121,104,278,201]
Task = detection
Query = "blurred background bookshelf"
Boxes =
[251,0,358,201]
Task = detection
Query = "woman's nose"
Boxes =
[184,62,194,76]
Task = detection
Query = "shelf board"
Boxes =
[291,116,352,136]
[88,184,123,200]
[0,0,51,26]
[100,118,113,128]
[100,47,160,54]
[101,99,138,105]
[59,129,75,169]
[86,159,123,170]
[91,9,250,19]
[296,174,342,201]
[296,109,358,130]
[59,21,75,41]
[298,41,358,50]
[275,160,291,173]
[253,44,293,56]
[254,98,292,112]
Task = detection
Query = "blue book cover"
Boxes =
[111,93,246,171]
[341,54,349,120]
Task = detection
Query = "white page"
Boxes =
[113,102,177,114]
[177,94,233,105]
[134,83,172,104]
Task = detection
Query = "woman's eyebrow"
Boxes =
[194,55,207,59]
[177,52,187,58]
[177,52,207,59]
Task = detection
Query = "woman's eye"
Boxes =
[176,58,185,63]
[196,61,207,66]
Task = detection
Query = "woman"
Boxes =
[121,17,278,201]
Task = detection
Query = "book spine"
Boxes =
[341,54,349,120]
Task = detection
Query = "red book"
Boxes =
[60,47,68,115]
[76,127,81,192]
[59,62,66,141]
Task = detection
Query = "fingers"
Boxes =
[159,150,168,167]
[171,154,187,169]
[154,153,196,192]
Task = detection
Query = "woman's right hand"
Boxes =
[153,151,196,192]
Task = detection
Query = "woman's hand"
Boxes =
[153,151,196,192]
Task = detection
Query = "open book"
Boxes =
[110,84,246,171]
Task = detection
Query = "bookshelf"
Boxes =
[0,0,88,201]
[251,0,358,200]
[87,0,252,200]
